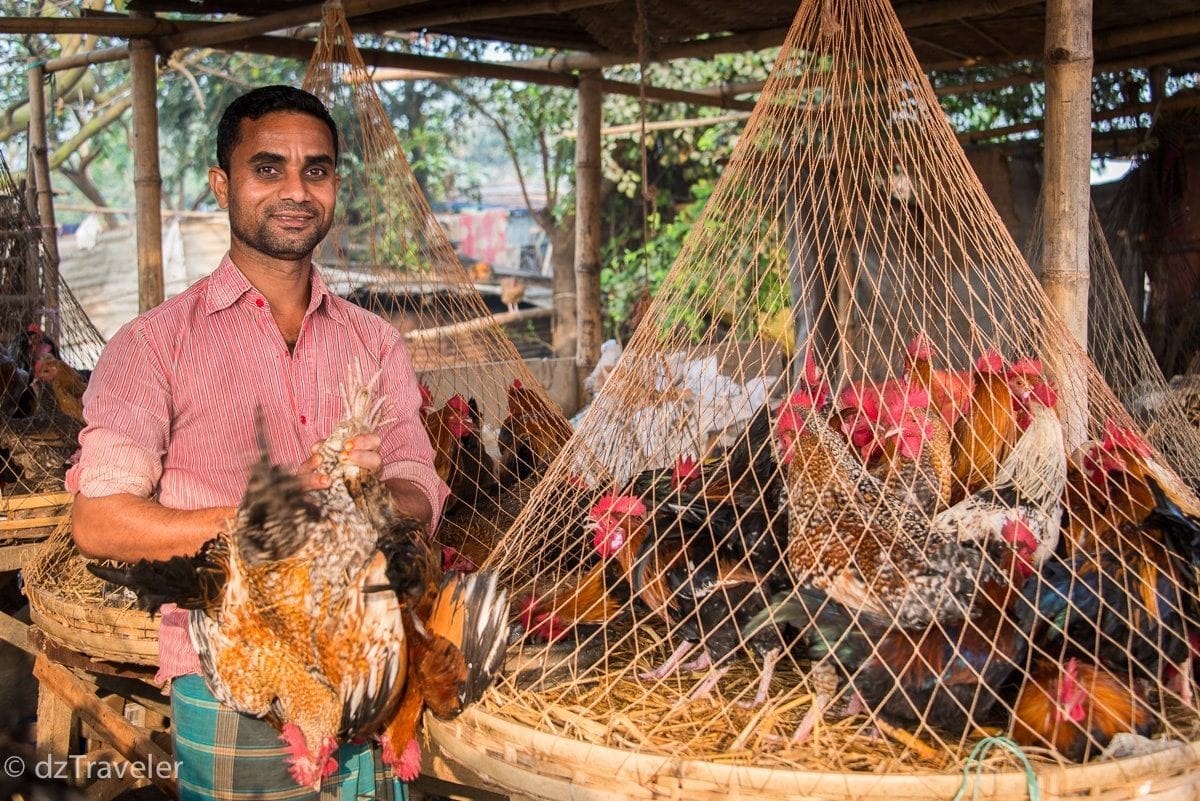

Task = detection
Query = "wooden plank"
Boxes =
[0,610,32,654]
[35,666,78,764]
[33,654,178,799]
[0,542,51,572]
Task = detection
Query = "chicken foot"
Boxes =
[737,647,783,709]
[639,640,697,680]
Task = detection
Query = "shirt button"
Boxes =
[300,415,307,425]
[255,298,265,308]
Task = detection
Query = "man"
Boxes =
[68,85,447,800]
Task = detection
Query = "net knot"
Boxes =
[951,737,1039,801]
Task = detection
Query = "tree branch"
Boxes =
[446,84,539,220]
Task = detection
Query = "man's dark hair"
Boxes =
[215,85,339,173]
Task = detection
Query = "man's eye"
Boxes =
[307,168,328,178]
[257,165,279,176]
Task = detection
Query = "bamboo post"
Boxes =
[26,63,60,317]
[574,69,603,374]
[130,19,164,312]
[1042,0,1093,447]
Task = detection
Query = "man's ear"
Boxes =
[209,166,230,209]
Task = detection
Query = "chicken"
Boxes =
[932,380,1066,566]
[1021,476,1200,702]
[379,569,507,779]
[422,394,475,489]
[590,493,795,708]
[90,373,508,788]
[838,380,952,514]
[0,354,29,418]
[497,378,572,483]
[777,394,987,628]
[32,349,87,425]
[1012,658,1152,762]
[903,333,972,429]
[950,349,1022,500]
[499,276,526,313]
[788,518,1039,735]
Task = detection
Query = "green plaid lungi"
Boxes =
[171,674,408,801]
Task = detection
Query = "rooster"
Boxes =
[932,380,1065,566]
[903,333,972,428]
[784,517,1040,736]
[1021,475,1200,705]
[838,379,952,514]
[589,492,795,708]
[1012,658,1152,762]
[777,394,988,629]
[497,378,572,483]
[90,374,508,788]
[950,349,1021,500]
[422,394,474,488]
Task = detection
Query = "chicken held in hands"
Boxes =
[90,373,508,788]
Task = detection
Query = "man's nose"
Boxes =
[277,169,310,202]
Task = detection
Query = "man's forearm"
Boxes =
[384,477,434,527]
[73,493,236,562]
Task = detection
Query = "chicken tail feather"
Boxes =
[427,570,509,711]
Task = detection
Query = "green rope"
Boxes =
[951,736,1040,801]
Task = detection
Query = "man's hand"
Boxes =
[296,433,384,491]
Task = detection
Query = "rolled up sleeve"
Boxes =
[65,321,170,500]
[376,335,449,531]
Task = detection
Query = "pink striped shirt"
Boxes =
[67,253,447,682]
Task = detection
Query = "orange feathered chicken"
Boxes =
[1013,658,1151,762]
[90,375,508,788]
[33,347,87,424]
[903,333,972,429]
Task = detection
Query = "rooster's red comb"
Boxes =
[1101,419,1150,457]
[1006,356,1043,377]
[906,333,932,361]
[591,492,647,521]
[974,348,1005,374]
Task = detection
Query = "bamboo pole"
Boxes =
[574,70,603,374]
[356,0,613,35]
[958,92,1200,145]
[43,45,129,74]
[26,63,60,315]
[130,20,164,312]
[0,17,178,36]
[215,33,757,111]
[1041,0,1092,448]
[157,0,425,52]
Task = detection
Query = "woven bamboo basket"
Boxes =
[24,527,158,666]
[428,708,1200,801]
[0,491,71,544]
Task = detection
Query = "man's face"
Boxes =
[208,111,339,263]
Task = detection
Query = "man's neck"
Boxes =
[228,245,314,344]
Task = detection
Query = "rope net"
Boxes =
[477,0,1200,774]
[0,151,105,503]
[1026,199,1200,489]
[301,5,573,567]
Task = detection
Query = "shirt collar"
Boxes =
[204,252,346,326]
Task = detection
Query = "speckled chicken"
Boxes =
[91,372,508,789]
